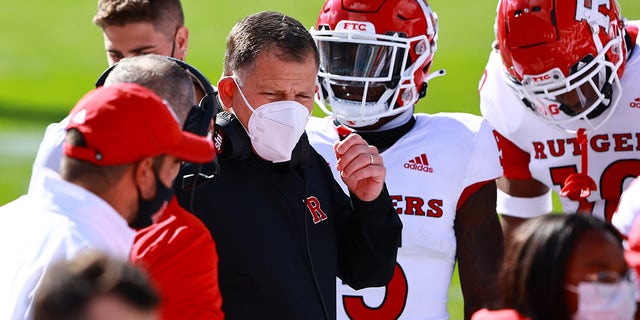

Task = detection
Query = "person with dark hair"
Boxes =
[93,0,188,65]
[472,214,636,320]
[33,250,159,320]
[176,11,402,320]
[0,83,215,319]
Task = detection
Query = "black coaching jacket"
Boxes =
[176,133,402,320]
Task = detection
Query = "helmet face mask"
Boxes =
[505,39,623,132]
[496,0,626,133]
[312,0,440,128]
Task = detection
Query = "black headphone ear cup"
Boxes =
[182,105,206,135]
[214,111,252,160]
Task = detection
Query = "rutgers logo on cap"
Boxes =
[336,20,376,33]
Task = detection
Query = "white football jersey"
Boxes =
[480,23,640,222]
[307,113,501,320]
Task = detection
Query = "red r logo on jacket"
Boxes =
[306,196,328,224]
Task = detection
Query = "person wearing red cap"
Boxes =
[26,1,222,317]
[0,83,215,320]
[102,57,224,320]
[28,54,223,320]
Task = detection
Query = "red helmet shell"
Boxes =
[496,0,626,81]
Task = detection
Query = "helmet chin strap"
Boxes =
[560,128,597,201]
[425,69,446,82]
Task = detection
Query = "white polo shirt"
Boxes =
[0,169,135,320]
[28,116,68,194]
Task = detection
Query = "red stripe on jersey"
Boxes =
[493,130,532,179]
[457,180,492,211]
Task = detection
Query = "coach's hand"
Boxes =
[334,133,385,202]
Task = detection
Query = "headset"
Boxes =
[95,57,222,189]
[213,110,252,161]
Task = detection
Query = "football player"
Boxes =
[306,0,505,318]
[479,0,640,242]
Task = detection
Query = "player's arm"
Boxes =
[496,176,550,244]
[455,180,504,320]
[492,130,552,244]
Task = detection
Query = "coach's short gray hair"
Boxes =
[104,54,195,124]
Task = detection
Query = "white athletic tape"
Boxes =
[496,188,553,218]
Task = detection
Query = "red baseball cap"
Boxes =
[64,83,215,165]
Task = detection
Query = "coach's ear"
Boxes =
[217,76,235,112]
[173,25,189,60]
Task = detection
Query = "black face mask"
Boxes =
[130,170,174,229]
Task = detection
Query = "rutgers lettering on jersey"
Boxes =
[532,132,640,220]
[495,127,640,221]
[390,195,444,218]
[532,132,640,159]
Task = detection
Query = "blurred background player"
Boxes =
[93,0,188,65]
[479,0,640,241]
[472,214,635,319]
[306,0,504,318]
[33,251,160,320]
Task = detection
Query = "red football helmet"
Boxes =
[496,0,627,132]
[311,0,443,127]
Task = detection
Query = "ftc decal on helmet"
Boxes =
[311,0,444,127]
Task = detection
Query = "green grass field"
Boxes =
[1,1,639,318]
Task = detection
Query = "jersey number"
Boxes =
[549,159,640,221]
[342,263,408,320]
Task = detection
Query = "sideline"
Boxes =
[0,127,45,204]
[0,129,43,160]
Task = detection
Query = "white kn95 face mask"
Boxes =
[233,78,311,163]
